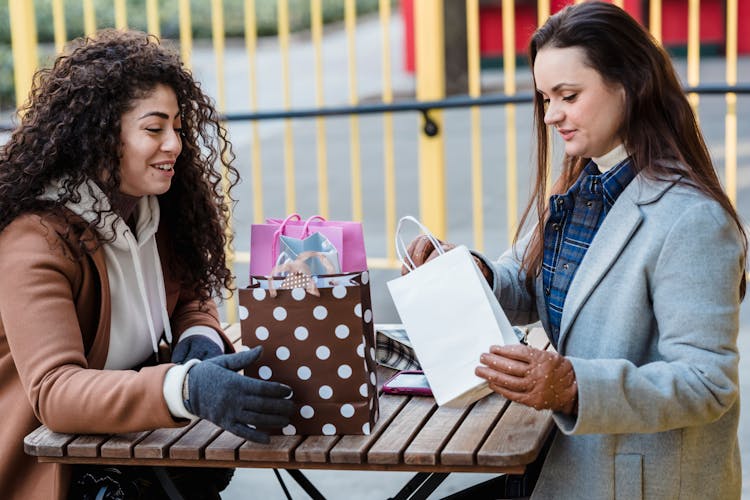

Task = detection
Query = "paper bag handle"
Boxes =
[301,214,327,237]
[271,213,302,261]
[395,216,446,272]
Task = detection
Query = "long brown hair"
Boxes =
[0,29,239,303]
[517,1,746,298]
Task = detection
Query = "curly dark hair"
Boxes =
[0,29,239,302]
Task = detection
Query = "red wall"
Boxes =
[402,0,749,73]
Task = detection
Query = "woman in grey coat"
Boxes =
[407,2,746,498]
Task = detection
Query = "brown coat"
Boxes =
[0,212,231,499]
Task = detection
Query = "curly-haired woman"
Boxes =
[405,2,746,498]
[0,29,293,498]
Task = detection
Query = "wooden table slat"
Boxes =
[238,435,304,462]
[133,421,197,459]
[403,401,473,466]
[329,394,408,464]
[205,430,247,461]
[24,425,75,458]
[294,436,341,463]
[440,394,509,466]
[170,419,224,460]
[477,403,553,467]
[367,397,436,465]
[24,325,554,474]
[67,434,110,458]
[100,431,151,459]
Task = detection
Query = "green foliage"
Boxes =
[0,45,13,111]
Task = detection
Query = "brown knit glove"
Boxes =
[476,344,578,415]
[401,235,493,284]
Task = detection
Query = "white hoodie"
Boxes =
[43,180,222,418]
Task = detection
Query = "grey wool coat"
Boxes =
[489,174,744,499]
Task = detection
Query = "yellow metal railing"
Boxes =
[311,0,329,219]
[502,0,517,245]
[467,0,484,252]
[414,1,446,239]
[380,0,397,266]
[725,0,739,204]
[5,0,747,310]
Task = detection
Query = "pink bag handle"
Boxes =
[271,213,302,261]
[301,214,327,237]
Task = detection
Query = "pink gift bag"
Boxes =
[250,214,344,277]
[265,215,368,273]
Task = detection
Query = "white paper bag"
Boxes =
[386,216,518,408]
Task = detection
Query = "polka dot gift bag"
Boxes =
[239,255,379,436]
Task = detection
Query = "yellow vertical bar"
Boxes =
[311,0,329,218]
[649,0,662,44]
[278,0,296,215]
[9,0,39,108]
[345,0,363,222]
[114,0,127,29]
[147,0,160,38]
[83,0,96,35]
[210,0,236,322]
[537,0,549,27]
[211,0,226,113]
[467,0,484,252]
[538,0,551,194]
[414,1,446,238]
[380,0,396,264]
[612,0,624,8]
[725,0,738,204]
[687,0,700,113]
[275,0,296,215]
[245,0,264,224]
[179,0,193,67]
[52,0,67,53]
[503,0,517,243]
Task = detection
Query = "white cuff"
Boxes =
[178,326,225,352]
[163,359,201,420]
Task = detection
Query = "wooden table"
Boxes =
[24,325,554,499]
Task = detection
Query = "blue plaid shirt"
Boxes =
[542,158,635,347]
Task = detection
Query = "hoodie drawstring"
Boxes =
[152,242,173,345]
[124,231,163,354]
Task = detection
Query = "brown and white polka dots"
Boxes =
[240,271,379,435]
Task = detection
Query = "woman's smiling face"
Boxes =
[118,84,182,197]
[534,46,627,159]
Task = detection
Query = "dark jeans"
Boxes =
[68,464,234,500]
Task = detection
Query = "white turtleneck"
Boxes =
[591,144,629,173]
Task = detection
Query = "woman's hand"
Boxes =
[476,344,578,415]
[402,235,456,274]
[171,335,224,363]
[183,347,294,443]
[402,235,493,285]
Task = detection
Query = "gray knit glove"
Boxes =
[183,347,294,443]
[171,334,224,363]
